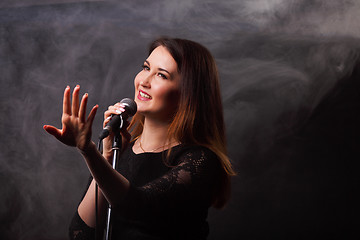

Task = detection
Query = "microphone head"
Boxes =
[120,98,137,116]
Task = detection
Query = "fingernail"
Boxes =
[116,109,124,114]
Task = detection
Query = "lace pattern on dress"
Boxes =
[69,145,220,240]
[123,148,219,214]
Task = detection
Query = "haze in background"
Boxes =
[1,1,359,239]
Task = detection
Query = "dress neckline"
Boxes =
[131,141,182,155]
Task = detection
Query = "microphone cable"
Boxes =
[95,140,102,240]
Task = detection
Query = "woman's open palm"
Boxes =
[43,85,98,151]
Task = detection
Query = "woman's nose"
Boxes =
[140,75,151,88]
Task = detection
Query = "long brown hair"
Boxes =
[129,37,236,208]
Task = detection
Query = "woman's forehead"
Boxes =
[147,46,178,72]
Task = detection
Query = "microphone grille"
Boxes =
[120,98,137,116]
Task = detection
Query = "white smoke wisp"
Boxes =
[242,0,360,38]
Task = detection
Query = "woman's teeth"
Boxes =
[140,91,151,99]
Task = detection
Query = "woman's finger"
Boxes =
[107,105,125,111]
[104,106,125,119]
[104,109,114,119]
[115,107,125,114]
[79,93,88,123]
[63,86,71,115]
[72,85,80,117]
[103,115,112,127]
[43,125,62,139]
[114,102,125,107]
[87,105,99,128]
[103,107,125,127]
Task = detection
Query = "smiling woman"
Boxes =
[44,37,235,240]
[133,45,181,123]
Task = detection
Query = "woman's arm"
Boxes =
[44,85,130,226]
[77,178,107,228]
[79,141,130,208]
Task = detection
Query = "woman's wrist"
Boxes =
[79,141,97,157]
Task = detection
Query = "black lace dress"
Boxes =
[69,143,222,240]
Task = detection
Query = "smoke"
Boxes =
[217,34,360,164]
[0,0,360,239]
[224,0,360,38]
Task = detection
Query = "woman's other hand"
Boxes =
[102,103,131,160]
[43,85,98,152]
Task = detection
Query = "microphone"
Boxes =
[98,98,137,140]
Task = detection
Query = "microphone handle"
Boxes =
[99,115,123,140]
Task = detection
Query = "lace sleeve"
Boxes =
[68,210,95,240]
[68,176,95,240]
[117,146,221,218]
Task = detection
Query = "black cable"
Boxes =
[95,140,102,240]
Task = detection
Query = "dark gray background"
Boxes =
[1,1,359,239]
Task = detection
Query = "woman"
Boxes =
[44,37,235,240]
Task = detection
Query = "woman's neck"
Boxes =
[133,118,178,153]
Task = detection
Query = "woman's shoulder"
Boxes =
[170,144,219,166]
[176,144,216,155]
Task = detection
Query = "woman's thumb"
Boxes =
[43,125,61,139]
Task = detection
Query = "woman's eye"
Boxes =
[158,73,168,79]
[142,65,150,71]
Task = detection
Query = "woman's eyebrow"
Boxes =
[145,60,170,75]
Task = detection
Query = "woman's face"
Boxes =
[134,46,181,121]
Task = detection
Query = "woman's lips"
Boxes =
[137,90,152,101]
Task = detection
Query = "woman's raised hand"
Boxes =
[43,85,98,152]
